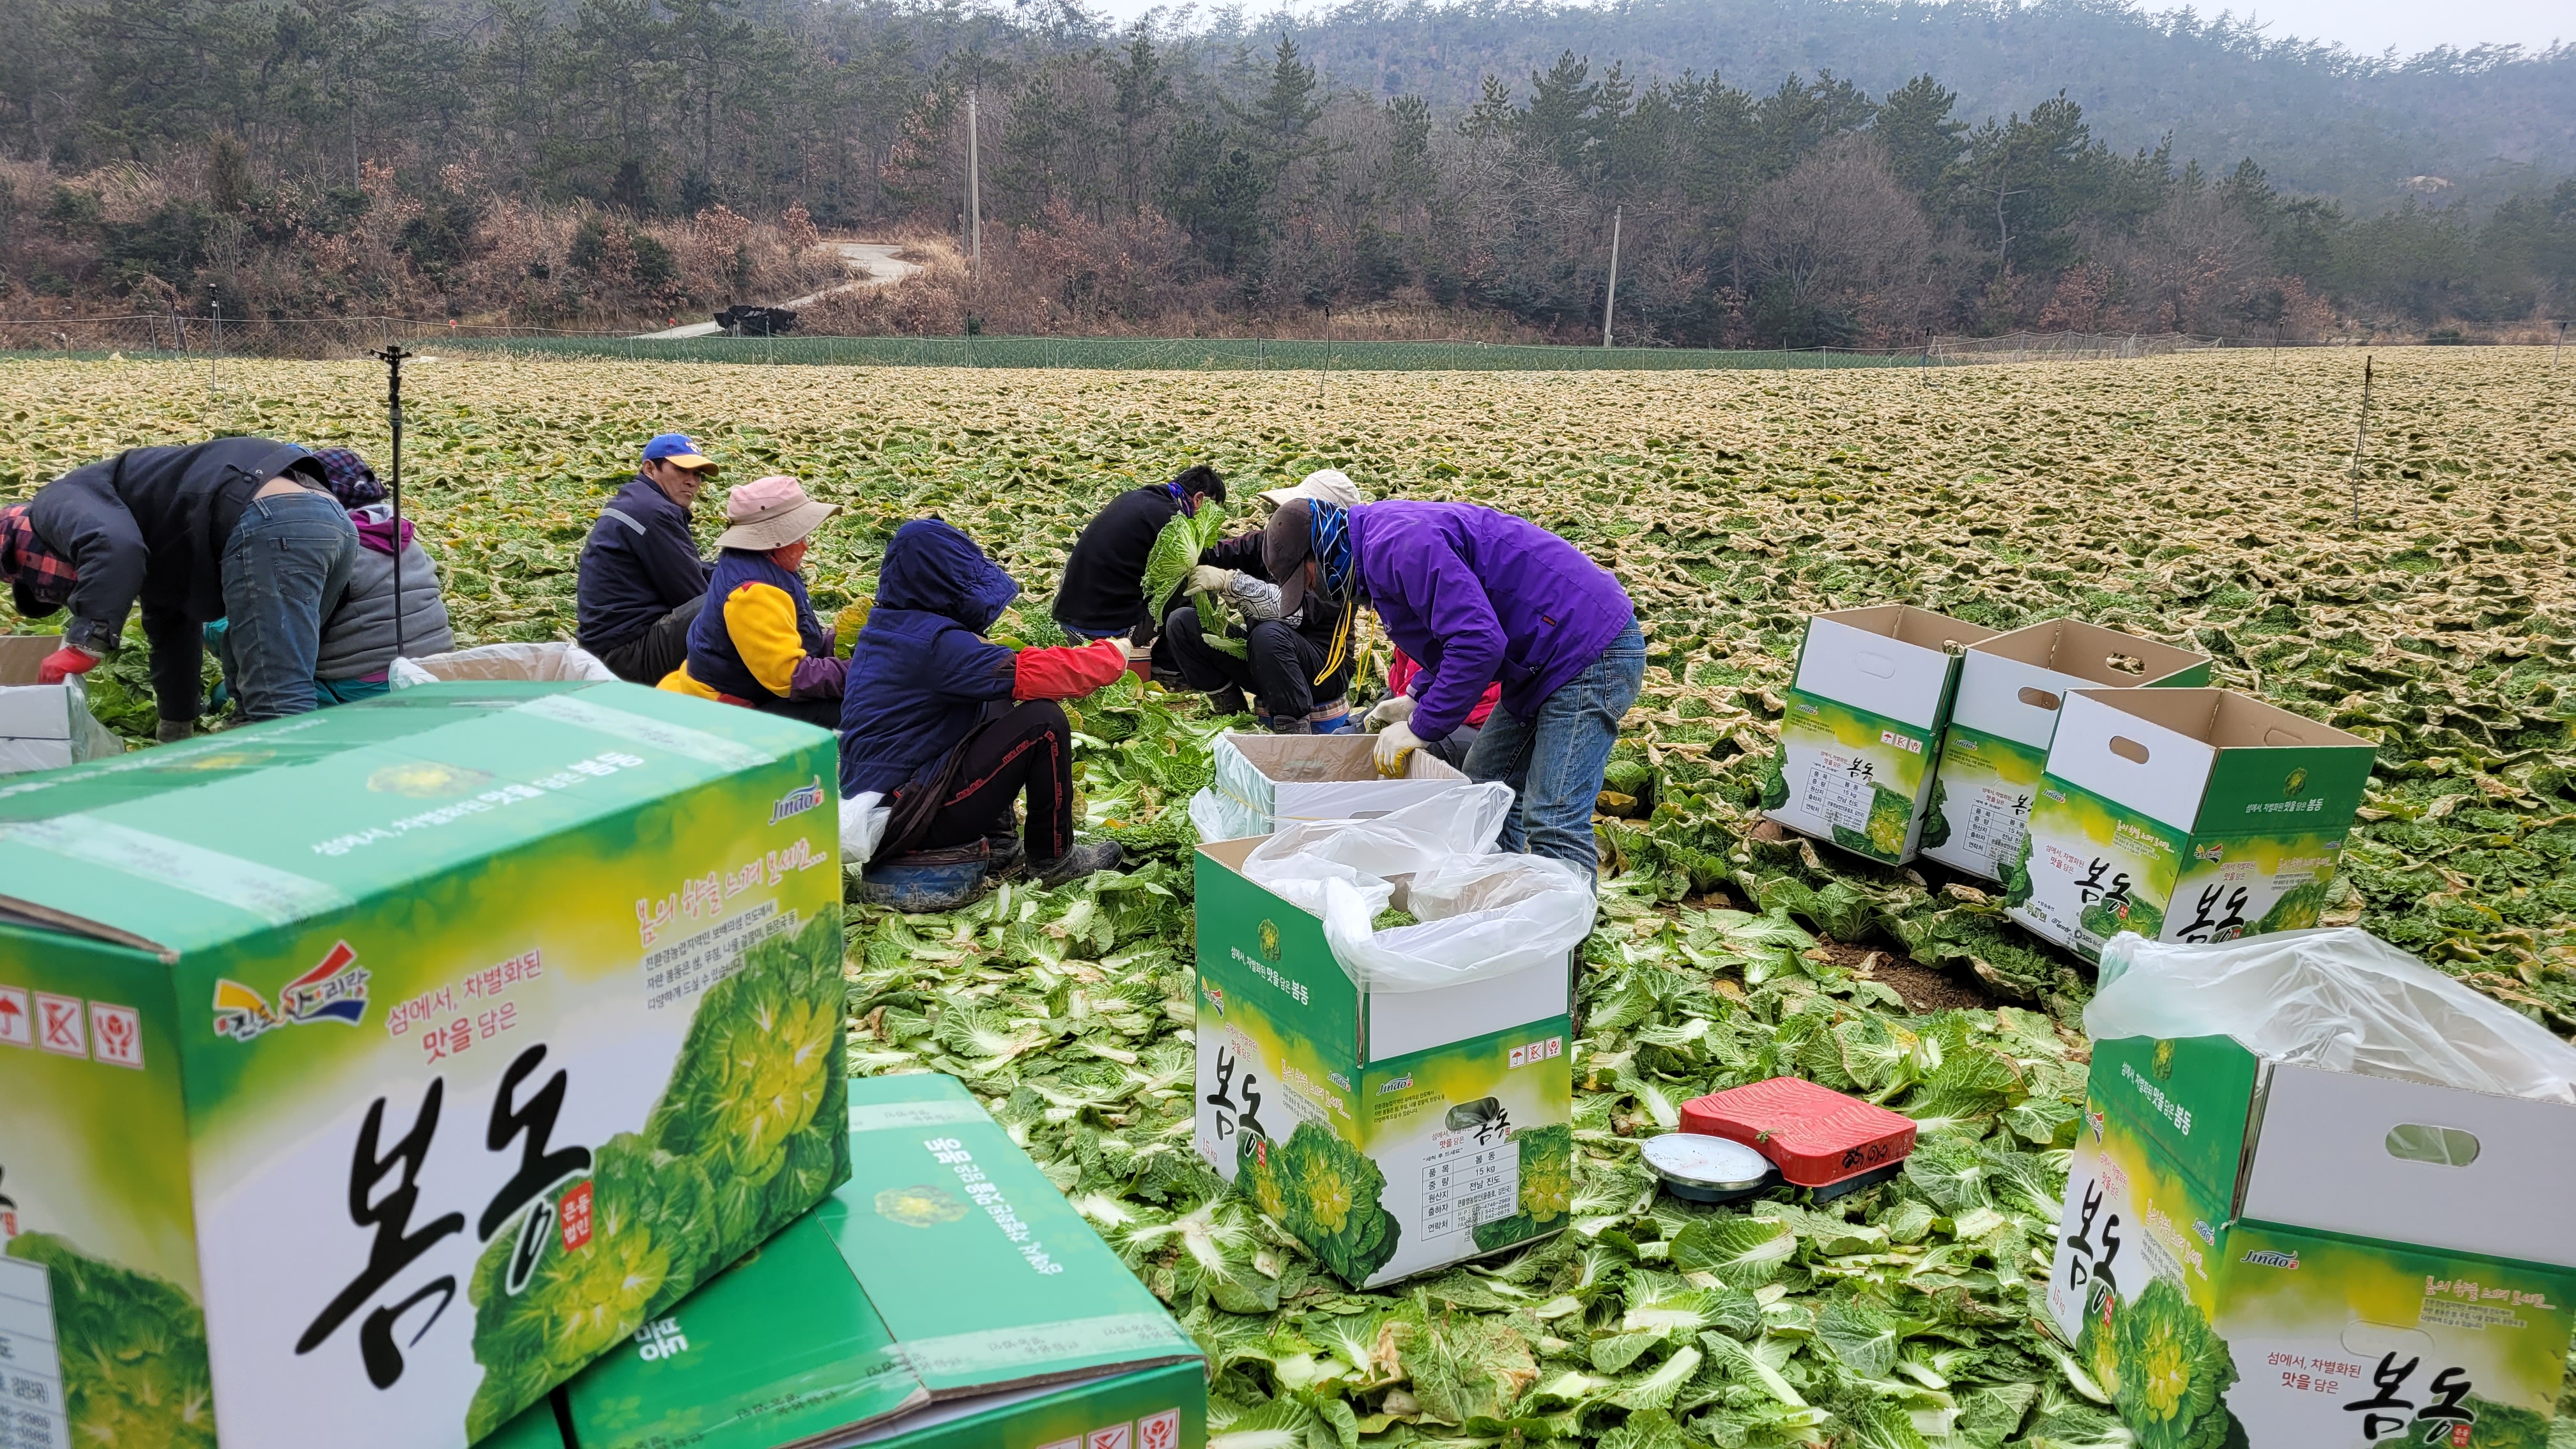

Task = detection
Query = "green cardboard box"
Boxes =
[2006,687,2377,960]
[1193,838,1574,1288]
[2047,1034,2576,1447]
[0,681,848,1449]
[1760,606,1997,865]
[1919,619,2210,882]
[516,1072,1206,1449]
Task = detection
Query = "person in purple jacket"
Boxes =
[1263,496,1644,884]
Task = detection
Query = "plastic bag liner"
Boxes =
[388,642,619,688]
[839,791,892,870]
[1239,784,1596,992]
[2090,928,2576,1105]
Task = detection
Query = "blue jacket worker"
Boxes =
[841,518,1132,888]
[578,433,719,683]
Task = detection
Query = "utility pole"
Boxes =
[373,343,413,663]
[2347,355,2373,531]
[1601,205,1622,349]
[2555,319,2566,371]
[965,86,983,275]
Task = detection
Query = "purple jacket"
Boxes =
[1351,502,1633,742]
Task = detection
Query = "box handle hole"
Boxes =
[2264,727,2308,746]
[1855,651,1897,679]
[2018,687,2063,711]
[2109,736,2150,764]
[2106,653,2145,675]
[2384,1123,2480,1167]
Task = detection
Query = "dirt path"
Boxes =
[631,241,920,339]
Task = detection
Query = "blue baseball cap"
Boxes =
[641,433,718,473]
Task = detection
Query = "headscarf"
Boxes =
[1310,500,1354,602]
[310,447,388,509]
[0,503,77,616]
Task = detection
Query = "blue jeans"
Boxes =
[221,492,358,722]
[1461,619,1646,885]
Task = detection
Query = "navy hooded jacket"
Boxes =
[838,519,1024,798]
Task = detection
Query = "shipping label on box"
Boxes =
[2048,1036,2576,1449]
[1193,841,1570,1288]
[0,682,848,1449]
[1922,620,2209,881]
[2008,688,2374,960]
[1760,606,1995,865]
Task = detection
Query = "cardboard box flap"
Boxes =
[0,682,828,958]
[2088,1035,2264,1206]
[0,636,82,740]
[2241,1063,2576,1267]
[1793,608,1993,731]
[1952,622,2211,744]
[2044,690,2221,829]
[821,1075,1202,1397]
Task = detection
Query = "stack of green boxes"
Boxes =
[0,680,850,1449]
[497,1073,1209,1449]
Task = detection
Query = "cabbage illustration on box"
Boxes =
[2007,687,2375,960]
[1193,834,1575,1288]
[1759,606,1996,865]
[0,681,847,1449]
[2048,1032,2576,1449]
[1919,619,2209,882]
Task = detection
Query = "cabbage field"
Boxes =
[3,348,2572,1447]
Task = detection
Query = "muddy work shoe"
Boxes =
[1032,840,1124,887]
[986,833,1027,878]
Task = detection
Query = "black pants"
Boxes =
[597,594,704,684]
[1165,609,1348,722]
[894,701,1075,863]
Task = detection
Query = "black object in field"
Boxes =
[715,305,800,337]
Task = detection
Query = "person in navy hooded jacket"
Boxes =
[841,518,1130,887]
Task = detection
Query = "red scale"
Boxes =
[1666,1077,1920,1202]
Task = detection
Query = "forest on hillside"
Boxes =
[0,0,2568,346]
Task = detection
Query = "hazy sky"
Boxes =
[1084,0,2567,59]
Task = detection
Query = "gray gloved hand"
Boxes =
[1364,693,1416,731]
[156,718,195,744]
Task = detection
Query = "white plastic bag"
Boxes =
[1240,784,1594,992]
[388,642,619,688]
[839,790,892,869]
[2090,928,2576,1105]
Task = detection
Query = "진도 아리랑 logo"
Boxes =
[213,940,371,1042]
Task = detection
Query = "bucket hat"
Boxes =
[714,475,838,551]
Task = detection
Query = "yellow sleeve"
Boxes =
[658,664,722,701]
[723,581,806,697]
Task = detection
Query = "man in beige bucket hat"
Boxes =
[658,475,845,728]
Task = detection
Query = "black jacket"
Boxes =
[29,438,321,717]
[1050,486,1180,637]
[576,475,714,652]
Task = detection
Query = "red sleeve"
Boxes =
[1013,639,1130,701]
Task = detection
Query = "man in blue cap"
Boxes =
[578,433,720,683]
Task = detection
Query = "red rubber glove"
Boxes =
[1012,638,1131,701]
[37,646,101,685]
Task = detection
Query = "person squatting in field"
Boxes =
[658,475,846,728]
[578,432,721,684]
[839,518,1134,889]
[1166,469,1365,733]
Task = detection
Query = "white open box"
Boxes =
[1921,619,2209,880]
[1765,606,1996,864]
[0,634,123,775]
[1199,730,1467,839]
[2011,688,2377,956]
[2049,1030,2576,1447]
